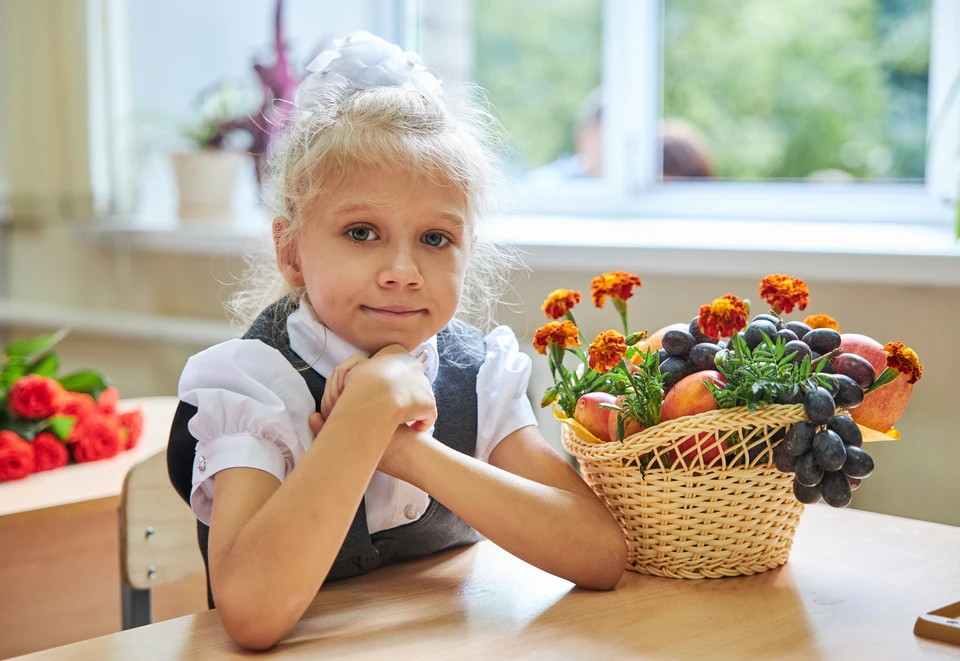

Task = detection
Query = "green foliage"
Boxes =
[610,347,664,435]
[473,0,602,171]
[663,0,930,180]
[472,0,930,180]
[709,334,830,412]
[543,345,627,419]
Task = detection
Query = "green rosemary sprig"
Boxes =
[708,334,831,412]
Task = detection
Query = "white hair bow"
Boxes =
[296,31,443,104]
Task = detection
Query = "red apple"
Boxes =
[660,371,729,467]
[839,333,913,433]
[607,395,645,442]
[574,392,618,442]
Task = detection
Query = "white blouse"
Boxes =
[178,301,537,533]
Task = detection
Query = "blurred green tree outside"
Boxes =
[471,0,930,180]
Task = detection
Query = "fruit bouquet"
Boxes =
[0,330,144,482]
[536,272,923,579]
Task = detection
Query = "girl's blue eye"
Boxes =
[422,232,449,248]
[348,227,378,242]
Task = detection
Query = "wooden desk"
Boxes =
[14,505,959,660]
[0,397,207,659]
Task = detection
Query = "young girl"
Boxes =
[167,32,626,651]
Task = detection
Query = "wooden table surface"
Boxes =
[0,397,178,527]
[14,504,960,660]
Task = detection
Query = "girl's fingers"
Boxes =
[308,412,325,437]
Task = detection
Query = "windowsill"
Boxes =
[72,212,960,287]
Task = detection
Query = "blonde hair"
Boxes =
[228,79,523,337]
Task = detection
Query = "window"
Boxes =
[414,0,960,223]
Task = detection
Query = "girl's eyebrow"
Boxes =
[331,201,466,228]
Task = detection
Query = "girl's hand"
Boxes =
[308,413,432,479]
[349,344,437,431]
[319,353,368,421]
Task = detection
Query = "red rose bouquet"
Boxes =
[0,330,143,482]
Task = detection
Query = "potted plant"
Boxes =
[169,82,257,222]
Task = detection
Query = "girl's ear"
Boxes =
[273,216,306,288]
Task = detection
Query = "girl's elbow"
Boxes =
[580,526,628,591]
[215,582,299,651]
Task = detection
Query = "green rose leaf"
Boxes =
[3,328,69,361]
[58,370,109,396]
[47,415,75,441]
[28,353,59,378]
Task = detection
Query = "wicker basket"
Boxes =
[560,404,816,579]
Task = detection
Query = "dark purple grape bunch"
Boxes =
[658,317,723,392]
[765,322,878,507]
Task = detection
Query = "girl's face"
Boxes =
[276,165,471,354]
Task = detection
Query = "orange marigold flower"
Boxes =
[532,321,581,355]
[804,314,840,332]
[698,294,749,340]
[759,274,809,314]
[588,330,627,374]
[591,271,642,308]
[884,342,923,384]
[541,289,582,320]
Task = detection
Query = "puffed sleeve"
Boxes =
[178,339,316,525]
[474,326,538,463]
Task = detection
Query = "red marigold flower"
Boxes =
[759,274,809,314]
[588,330,627,374]
[541,289,582,320]
[884,342,923,384]
[804,314,840,332]
[591,271,642,309]
[532,321,581,355]
[697,294,749,340]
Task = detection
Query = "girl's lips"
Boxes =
[362,305,426,318]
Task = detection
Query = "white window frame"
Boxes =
[412,0,960,225]
[86,0,960,227]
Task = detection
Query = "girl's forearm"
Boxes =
[400,439,626,590]
[216,391,398,645]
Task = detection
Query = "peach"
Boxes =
[839,333,913,433]
[574,392,618,442]
[607,395,645,442]
[660,370,726,421]
[668,431,730,468]
[660,371,728,467]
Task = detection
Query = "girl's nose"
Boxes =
[377,247,424,289]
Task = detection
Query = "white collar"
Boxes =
[286,299,440,385]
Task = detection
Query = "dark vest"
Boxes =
[167,299,484,608]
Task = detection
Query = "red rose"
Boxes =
[58,392,96,424]
[96,386,120,416]
[70,415,122,463]
[119,409,144,450]
[8,375,65,419]
[33,432,70,472]
[0,431,36,481]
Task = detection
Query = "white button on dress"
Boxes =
[404,504,420,520]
